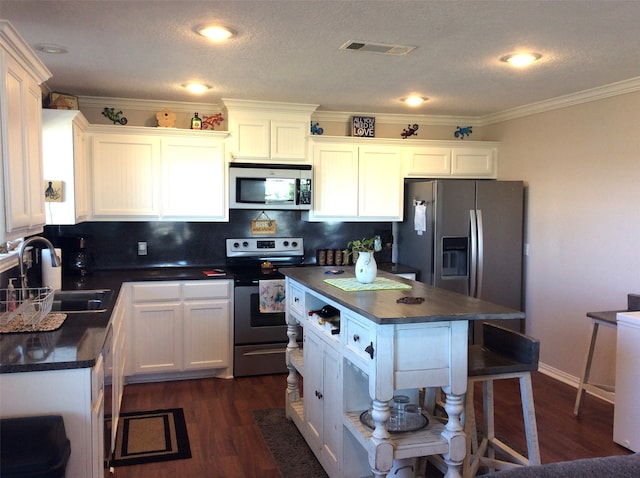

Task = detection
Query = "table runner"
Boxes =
[324,277,412,292]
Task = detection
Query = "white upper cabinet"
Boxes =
[42,110,90,225]
[222,98,318,163]
[0,21,52,243]
[91,130,161,218]
[161,136,227,220]
[89,125,229,221]
[403,141,499,178]
[305,137,403,221]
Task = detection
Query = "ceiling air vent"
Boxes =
[339,40,416,56]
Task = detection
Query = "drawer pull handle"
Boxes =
[294,297,300,303]
[315,390,323,399]
[353,334,360,342]
[365,342,374,359]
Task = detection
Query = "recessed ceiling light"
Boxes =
[34,43,68,54]
[196,25,236,41]
[183,83,211,94]
[402,96,428,107]
[500,52,542,67]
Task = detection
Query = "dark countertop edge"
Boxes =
[587,310,634,325]
[282,266,525,325]
[0,267,232,375]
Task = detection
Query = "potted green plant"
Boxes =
[347,236,378,283]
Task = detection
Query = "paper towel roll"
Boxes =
[42,248,62,290]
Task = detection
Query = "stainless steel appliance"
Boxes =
[229,163,312,210]
[395,179,524,338]
[226,237,304,376]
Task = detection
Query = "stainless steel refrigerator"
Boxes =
[395,179,524,337]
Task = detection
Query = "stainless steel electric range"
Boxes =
[225,237,304,376]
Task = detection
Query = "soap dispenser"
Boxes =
[7,278,17,312]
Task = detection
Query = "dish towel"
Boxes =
[259,279,286,313]
[414,204,427,235]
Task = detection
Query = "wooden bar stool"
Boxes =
[464,323,541,478]
[573,311,618,417]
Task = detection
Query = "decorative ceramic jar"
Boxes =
[355,251,377,283]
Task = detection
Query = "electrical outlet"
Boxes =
[137,241,147,256]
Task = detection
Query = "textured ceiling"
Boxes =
[2,0,640,117]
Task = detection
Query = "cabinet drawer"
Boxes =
[183,280,231,300]
[344,313,376,361]
[288,283,305,318]
[132,282,181,301]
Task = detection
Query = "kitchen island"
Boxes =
[282,267,524,478]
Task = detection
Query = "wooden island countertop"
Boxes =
[280,266,524,325]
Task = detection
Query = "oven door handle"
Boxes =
[235,279,260,286]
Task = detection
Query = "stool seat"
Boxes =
[0,415,70,478]
[469,345,536,376]
[464,323,541,478]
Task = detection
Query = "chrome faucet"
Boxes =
[18,236,61,294]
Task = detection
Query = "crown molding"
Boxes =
[0,20,51,83]
[479,76,640,125]
[78,95,222,114]
[78,76,640,127]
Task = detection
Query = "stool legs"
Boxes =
[464,373,541,478]
[574,321,600,416]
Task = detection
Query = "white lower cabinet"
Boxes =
[127,280,233,380]
[304,326,342,477]
[0,359,105,478]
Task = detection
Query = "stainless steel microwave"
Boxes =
[229,163,312,210]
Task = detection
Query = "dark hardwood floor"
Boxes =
[110,371,631,477]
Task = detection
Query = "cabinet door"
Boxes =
[183,299,230,370]
[161,136,227,220]
[358,146,402,220]
[270,120,307,160]
[91,134,161,218]
[304,328,324,451]
[451,146,497,178]
[131,302,182,374]
[231,117,270,159]
[404,146,452,177]
[303,327,341,476]
[2,55,45,239]
[311,143,359,218]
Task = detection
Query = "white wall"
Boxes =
[484,91,640,385]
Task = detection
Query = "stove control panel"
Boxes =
[226,237,304,258]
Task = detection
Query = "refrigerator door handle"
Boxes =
[476,209,484,299]
[469,209,478,298]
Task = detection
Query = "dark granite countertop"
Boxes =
[281,266,524,325]
[0,266,230,374]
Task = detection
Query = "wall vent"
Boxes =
[339,40,416,56]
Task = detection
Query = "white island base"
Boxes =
[280,266,528,478]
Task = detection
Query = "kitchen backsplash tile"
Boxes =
[43,210,392,271]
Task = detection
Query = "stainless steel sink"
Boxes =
[51,289,113,313]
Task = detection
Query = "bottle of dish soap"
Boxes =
[7,278,17,312]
